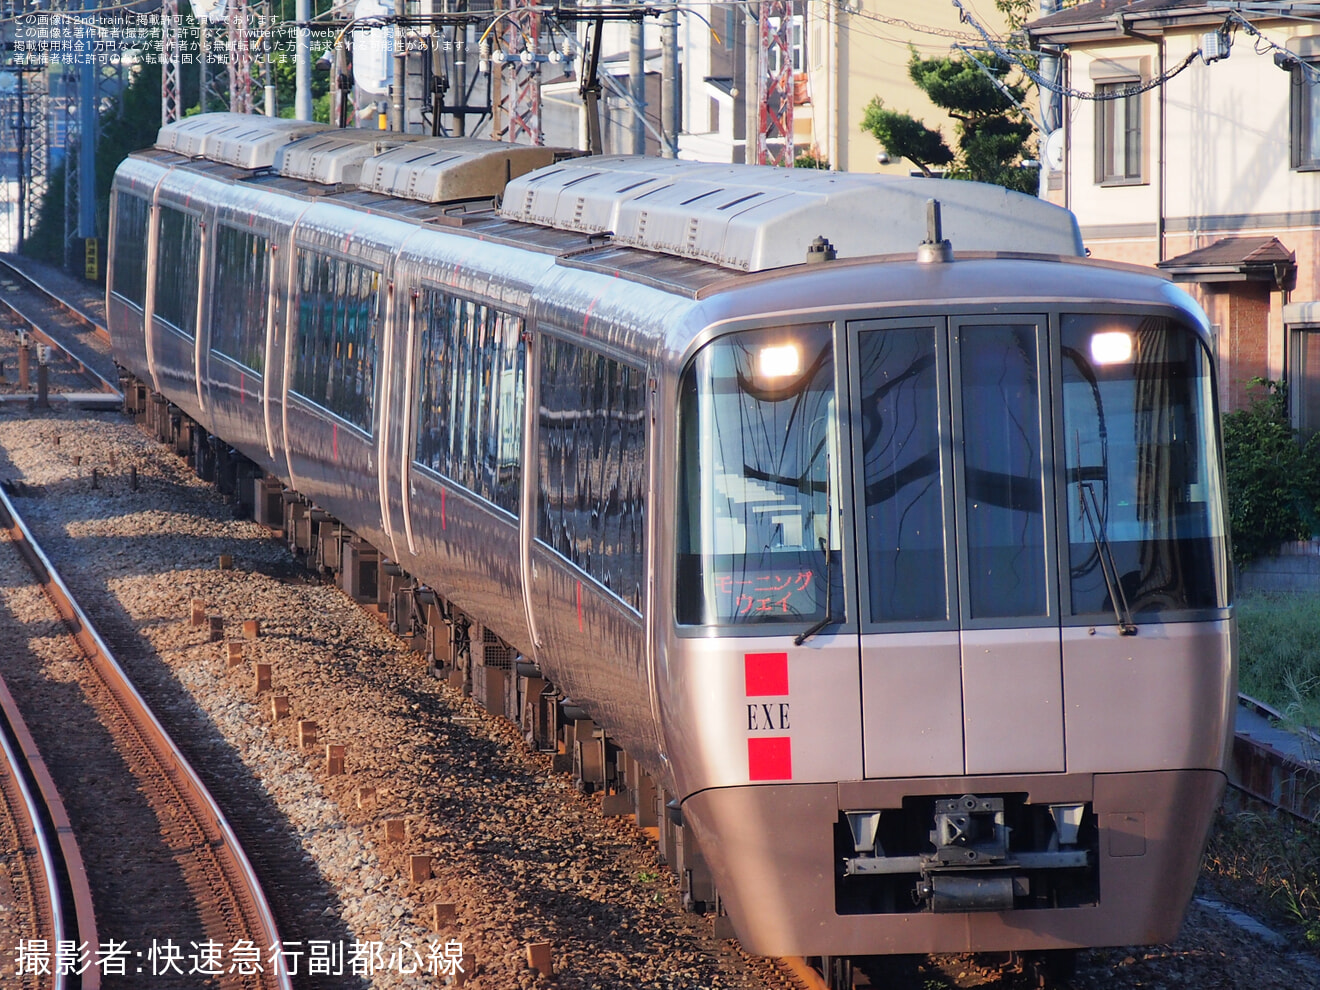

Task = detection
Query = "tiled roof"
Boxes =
[1159,236,1295,269]
[1157,236,1296,288]
[1028,0,1223,34]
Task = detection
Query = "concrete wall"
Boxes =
[1239,541,1320,595]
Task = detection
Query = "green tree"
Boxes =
[858,0,1083,193]
[860,49,1036,193]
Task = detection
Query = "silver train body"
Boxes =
[108,113,1235,958]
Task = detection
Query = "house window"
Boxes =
[1095,82,1143,184]
[1290,62,1320,169]
[768,15,804,77]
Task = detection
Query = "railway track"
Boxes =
[0,669,99,990]
[0,256,118,400]
[0,482,291,990]
[8,257,1320,989]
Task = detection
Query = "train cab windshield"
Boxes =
[676,325,844,626]
[1061,314,1229,616]
[676,313,1229,632]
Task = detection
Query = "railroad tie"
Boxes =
[253,663,272,693]
[297,720,318,750]
[190,598,206,627]
[409,855,432,883]
[525,943,554,978]
[326,744,346,776]
[384,819,405,844]
[226,641,244,667]
[207,616,224,643]
[431,902,456,930]
[218,554,233,570]
[243,619,261,639]
[356,785,376,809]
[271,696,289,721]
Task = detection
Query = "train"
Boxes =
[107,112,1235,984]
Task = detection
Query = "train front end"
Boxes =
[659,261,1235,957]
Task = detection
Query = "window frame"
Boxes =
[153,203,203,337]
[411,283,527,517]
[289,248,382,436]
[208,222,271,375]
[1291,60,1320,170]
[1094,80,1146,186]
[111,190,150,310]
[534,331,649,613]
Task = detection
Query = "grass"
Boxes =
[1203,807,1320,946]
[1236,592,1320,729]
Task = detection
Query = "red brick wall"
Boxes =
[1225,284,1272,413]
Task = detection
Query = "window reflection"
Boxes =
[858,328,948,622]
[112,192,150,309]
[292,251,379,433]
[210,225,270,374]
[1062,315,1228,614]
[677,326,842,626]
[155,206,201,337]
[536,337,647,611]
[414,290,525,515]
[960,325,1047,619]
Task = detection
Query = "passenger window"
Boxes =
[154,205,201,337]
[858,328,948,622]
[210,225,270,373]
[958,324,1048,619]
[112,192,150,308]
[413,289,526,515]
[291,251,379,433]
[537,336,647,611]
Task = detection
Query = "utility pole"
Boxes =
[78,0,97,258]
[16,68,24,253]
[660,0,677,157]
[743,5,758,164]
[628,18,645,154]
[1038,0,1060,134]
[392,0,406,130]
[453,23,467,136]
[295,0,313,120]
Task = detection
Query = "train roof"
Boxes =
[153,114,1084,276]
[497,157,1084,273]
[156,114,580,203]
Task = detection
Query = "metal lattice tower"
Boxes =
[64,72,79,269]
[494,0,541,145]
[162,0,183,123]
[757,0,794,165]
[228,0,254,112]
[23,74,49,242]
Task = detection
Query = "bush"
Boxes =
[1222,379,1320,562]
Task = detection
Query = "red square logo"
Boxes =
[748,737,792,781]
[744,652,789,696]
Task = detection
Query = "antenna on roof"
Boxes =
[917,198,954,264]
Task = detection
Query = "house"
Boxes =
[1027,0,1319,420]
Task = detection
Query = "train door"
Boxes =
[849,315,1063,778]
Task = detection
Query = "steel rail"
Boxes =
[1230,692,1320,821]
[0,300,120,399]
[0,484,293,990]
[0,257,109,343]
[0,673,101,990]
[0,260,119,400]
